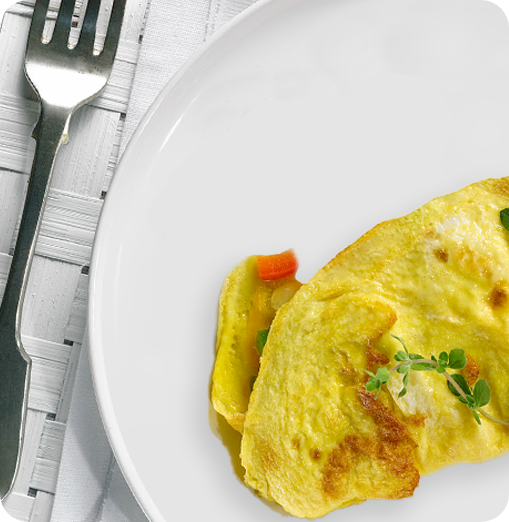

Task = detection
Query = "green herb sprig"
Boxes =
[363,335,509,426]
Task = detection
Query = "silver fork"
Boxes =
[0,0,126,500]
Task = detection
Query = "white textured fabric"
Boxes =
[51,337,150,522]
[120,0,257,157]
[52,1,257,521]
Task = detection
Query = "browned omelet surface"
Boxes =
[213,177,509,518]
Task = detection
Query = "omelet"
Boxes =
[212,254,301,432]
[213,177,509,518]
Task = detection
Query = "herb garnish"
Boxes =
[501,208,509,231]
[255,329,270,356]
[363,335,509,426]
[365,209,509,424]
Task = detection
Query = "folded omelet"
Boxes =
[212,255,301,432]
[213,177,509,518]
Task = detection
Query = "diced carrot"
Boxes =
[256,249,298,280]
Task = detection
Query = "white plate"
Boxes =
[89,0,509,520]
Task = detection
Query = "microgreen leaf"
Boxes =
[447,373,471,398]
[500,208,509,231]
[363,368,391,398]
[472,410,482,425]
[375,367,391,384]
[367,379,382,399]
[365,378,380,393]
[394,350,409,362]
[438,351,449,364]
[473,379,490,408]
[409,353,424,360]
[255,329,270,356]
[466,395,476,409]
[391,335,409,355]
[363,369,383,398]
[397,365,410,374]
[398,370,410,398]
[447,349,467,370]
[410,362,435,371]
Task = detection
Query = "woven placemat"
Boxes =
[0,1,148,519]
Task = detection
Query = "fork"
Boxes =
[0,0,126,500]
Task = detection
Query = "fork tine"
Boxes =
[77,0,101,50]
[98,0,126,65]
[27,0,50,48]
[51,0,77,46]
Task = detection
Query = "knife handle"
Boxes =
[0,104,69,501]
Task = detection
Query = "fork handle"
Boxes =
[0,102,71,350]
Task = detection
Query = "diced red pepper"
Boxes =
[256,249,298,281]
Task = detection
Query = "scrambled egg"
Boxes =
[212,177,509,518]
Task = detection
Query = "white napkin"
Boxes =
[51,335,147,522]
[51,1,257,521]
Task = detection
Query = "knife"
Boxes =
[0,287,31,500]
